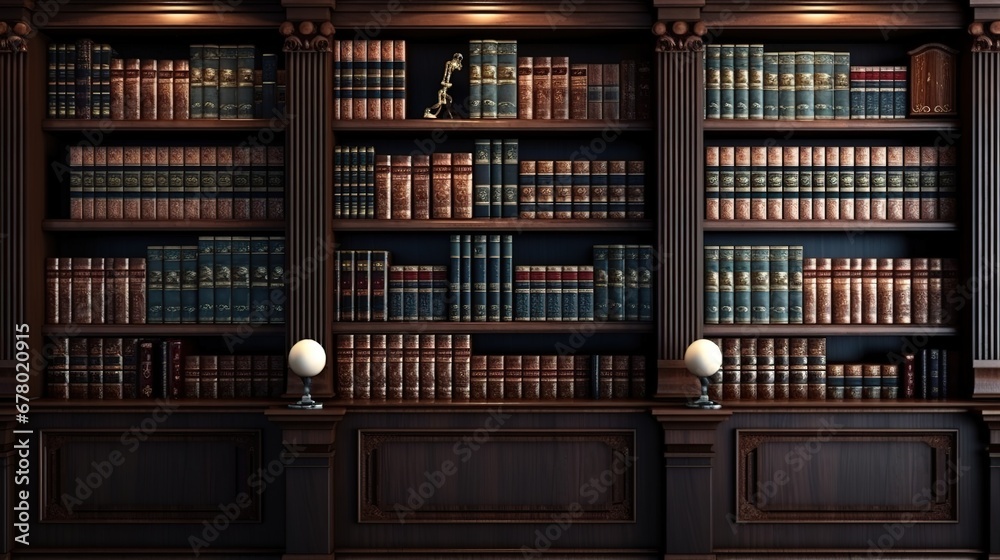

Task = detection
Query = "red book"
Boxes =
[402,334,420,399]
[533,56,552,119]
[431,152,452,219]
[486,354,504,399]
[374,154,391,219]
[452,152,473,219]
[367,40,381,120]
[138,340,155,398]
[435,334,453,399]
[123,58,140,120]
[470,355,487,400]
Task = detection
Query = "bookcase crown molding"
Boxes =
[700,0,968,29]
[0,20,28,53]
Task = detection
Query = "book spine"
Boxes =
[607,244,625,321]
[839,146,855,220]
[608,161,627,219]
[468,40,482,119]
[515,266,530,321]
[733,246,751,324]
[431,152,452,219]
[626,160,645,218]
[570,63,587,119]
[812,146,826,219]
[578,266,594,321]
[393,41,407,119]
[603,62,620,120]
[387,334,404,399]
[879,67,895,118]
[189,46,203,118]
[336,335,354,398]
[354,334,370,399]
[554,160,573,219]
[787,246,803,323]
[417,265,432,321]
[535,160,554,218]
[503,355,522,399]
[488,235,501,322]
[814,52,834,120]
[911,258,930,325]
[572,159,591,219]
[461,235,472,321]
[730,146,746,220]
[887,146,905,220]
[834,52,851,119]
[757,337,775,399]
[490,140,504,218]
[740,337,758,399]
[894,258,912,324]
[517,56,533,119]
[496,42,518,119]
[156,59,173,120]
[750,246,770,324]
[379,41,393,119]
[268,237,285,323]
[733,45,749,120]
[877,258,895,324]
[807,338,827,400]
[502,140,519,218]
[481,40,498,119]
[453,152,474,219]
[366,41,381,120]
[705,146,720,219]
[861,258,878,324]
[824,146,840,219]
[720,46,734,119]
[472,235,487,321]
[180,247,198,324]
[903,146,921,219]
[587,63,603,119]
[593,245,608,321]
[352,40,367,120]
[501,234,513,322]
[865,66,880,118]
[435,335,453,398]
[920,145,939,219]
[473,140,491,218]
[529,265,546,321]
[789,338,809,399]
[704,246,719,324]
[546,265,563,322]
[781,146,798,220]
[748,45,764,119]
[938,145,957,220]
[773,338,789,399]
[777,52,795,120]
[390,154,412,219]
[826,364,844,399]
[763,51,778,120]
[590,160,608,219]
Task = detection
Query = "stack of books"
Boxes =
[333,39,407,120]
[519,159,645,219]
[46,257,147,324]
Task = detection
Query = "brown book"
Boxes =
[517,56,534,119]
[522,355,541,399]
[120,337,138,399]
[486,354,504,399]
[168,146,185,219]
[81,146,95,219]
[887,145,905,220]
[782,146,799,220]
[938,145,957,220]
[603,63,620,120]
[911,257,930,324]
[110,58,125,120]
[412,155,431,219]
[881,364,899,399]
[57,258,73,324]
[336,334,354,399]
[920,145,939,219]
[386,334,404,399]
[557,355,576,399]
[894,258,912,324]
[217,354,235,399]
[124,58,141,120]
[103,257,116,324]
[861,258,878,324]
[569,63,587,120]
[824,146,840,219]
[232,146,252,220]
[183,146,202,219]
[68,337,90,399]
[86,338,103,398]
[167,339,189,399]
[535,160,555,219]
[802,257,816,324]
[374,154,391,219]
[839,146,855,220]
[854,146,871,220]
[403,334,420,401]
[573,355,589,398]
[354,334,371,399]
[587,63,603,119]
[554,160,573,219]
[798,146,813,219]
[430,152,452,219]
[533,56,552,119]
[807,338,826,400]
[551,56,570,119]
[706,338,723,401]
[901,353,916,398]
[69,146,83,219]
[389,154,411,219]
[573,159,592,218]
[826,364,844,399]
[90,257,105,325]
[452,152,473,219]
[112,257,130,324]
[233,355,252,398]
[621,59,637,120]
[352,40,367,120]
[870,146,887,220]
[608,160,627,219]
[722,146,739,220]
[47,337,70,399]
[705,146,720,220]
[367,40,381,120]
[72,257,92,324]
[268,354,285,398]
[93,147,107,220]
[757,338,775,400]
[133,340,155,398]
[739,338,757,400]
[608,355,627,398]
[198,355,218,399]
[337,40,353,119]
[788,339,808,400]
[903,146,921,220]
[250,355,268,398]
[876,258,895,323]
[435,334,453,399]
[128,258,146,324]
[139,59,157,120]
[470,355,488,400]
[722,337,741,401]
[45,258,59,324]
[863,363,881,399]
[156,59,173,120]
[380,40,394,119]
[173,59,189,120]
[748,146,766,220]
[928,258,943,325]
[504,354,523,399]
[811,145,826,219]
[200,146,218,219]
[590,160,608,219]
[626,161,645,219]
[134,146,153,219]
[815,257,832,324]
[850,258,862,324]
[452,334,471,399]
[598,355,613,399]
[419,334,436,400]
[393,40,406,119]
[518,160,536,219]
[106,146,124,219]
[249,145,268,220]
[773,338,789,399]
[370,334,387,400]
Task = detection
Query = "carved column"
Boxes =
[653,21,706,398]
[282,20,335,398]
[653,407,730,559]
[265,407,345,560]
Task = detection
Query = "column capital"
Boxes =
[280,20,335,53]
[970,21,1000,52]
[652,20,706,52]
[0,21,30,54]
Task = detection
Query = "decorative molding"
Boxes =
[652,20,706,52]
[970,21,1000,51]
[280,20,335,52]
[0,21,29,53]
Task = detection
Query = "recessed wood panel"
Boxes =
[41,430,260,522]
[359,429,635,522]
[736,429,958,523]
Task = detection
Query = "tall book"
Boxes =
[189,46,204,118]
[533,56,551,119]
[502,140,519,218]
[733,45,749,120]
[570,63,587,120]
[202,45,220,119]
[763,51,779,119]
[748,45,764,119]
[720,45,734,119]
[453,152,474,219]
[473,140,491,218]
[750,246,770,324]
[481,40,499,119]
[468,40,482,118]
[431,152,452,219]
[497,41,518,119]
[813,51,834,120]
[517,56,533,119]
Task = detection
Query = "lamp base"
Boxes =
[685,395,722,410]
[288,400,324,409]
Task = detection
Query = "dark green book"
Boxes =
[481,40,498,119]
[814,51,834,120]
[213,237,232,323]
[794,51,814,120]
[181,246,199,324]
[763,51,779,119]
[250,236,270,322]
[608,244,626,321]
[638,246,653,322]
[461,234,472,321]
[720,44,734,119]
[769,245,789,324]
[501,234,513,321]
[231,237,251,322]
[497,40,517,119]
[719,246,734,324]
[788,245,803,324]
[748,44,764,119]
[734,44,749,119]
[472,235,487,321]
[147,246,164,324]
[750,246,770,324]
[468,40,482,119]
[269,237,285,323]
[162,246,182,324]
[624,244,640,321]
[734,246,751,325]
[778,52,796,120]
[502,139,519,218]
[490,139,503,217]
[593,245,609,321]
[473,139,491,218]
[449,235,461,321]
[487,235,501,321]
[237,45,255,119]
[705,246,720,324]
[197,238,215,323]
[705,44,721,119]
[189,45,204,118]
[202,45,220,119]
[833,52,851,119]
[219,45,238,119]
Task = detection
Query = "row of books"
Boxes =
[48,42,286,120]
[333,39,406,120]
[705,145,958,221]
[703,46,908,120]
[65,145,285,221]
[467,40,518,119]
[336,333,646,400]
[514,265,595,322]
[515,58,651,121]
[45,336,285,399]
[46,258,147,325]
[146,238,286,324]
[704,247,959,325]
[518,160,646,219]
[472,139,518,218]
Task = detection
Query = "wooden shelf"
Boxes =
[703,118,961,133]
[41,324,284,336]
[669,398,980,413]
[703,220,958,232]
[329,398,660,412]
[42,119,280,132]
[332,219,653,232]
[332,119,653,133]
[331,322,653,334]
[43,219,285,232]
[32,398,280,413]
[703,324,957,336]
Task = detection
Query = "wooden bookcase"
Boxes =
[2,0,1000,558]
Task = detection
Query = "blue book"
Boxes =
[250,237,270,323]
[593,245,609,321]
[388,264,403,321]
[490,140,503,217]
[529,266,546,321]
[554,160,573,218]
[472,235,487,321]
[720,44,734,119]
[229,237,251,323]
[202,45,220,119]
[834,52,850,119]
[497,40,517,119]
[778,52,796,120]
[514,266,530,321]
[501,234,513,321]
[461,235,472,321]
[473,140,491,218]
[608,245,626,321]
[268,237,285,323]
[237,45,256,119]
[704,246,719,324]
[794,51,814,120]
[763,52,779,119]
[750,246,770,324]
[769,245,789,324]
[535,161,555,218]
[487,235,501,321]
[147,246,164,324]
[468,40,482,119]
[432,265,448,320]
[579,266,594,321]
[788,245,803,324]
[733,44,749,119]
[402,265,418,321]
[705,45,721,119]
[518,160,536,218]
[591,161,608,218]
[638,247,653,322]
[562,265,578,321]
[748,44,764,119]
[850,65,865,118]
[718,246,734,324]
[480,40,498,118]
[865,66,880,118]
[502,140,519,218]
[893,66,907,119]
[624,245,640,321]
[180,246,199,324]
[607,161,627,218]
[189,45,204,118]
[814,51,834,120]
[162,246,182,324]
[219,46,238,119]
[734,245,751,324]
[879,66,894,118]
[417,264,432,321]
[449,235,461,321]
[546,266,562,321]
[261,53,278,118]
[573,160,591,218]
[196,240,214,323]
[214,237,232,323]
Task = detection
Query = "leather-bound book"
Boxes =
[250,354,268,398]
[93,147,107,220]
[71,257,92,324]
[770,338,789,399]
[541,355,560,399]
[569,63,587,119]
[919,145,939,219]
[452,334,471,400]
[849,258,862,324]
[911,257,929,324]
[705,146,720,219]
[903,146,921,219]
[587,63,603,119]
[128,258,146,324]
[870,145,887,219]
[554,160,573,219]
[621,59,637,120]
[942,259,958,325]
[123,58,141,120]
[67,337,88,399]
[87,338,103,398]
[374,153,391,219]
[590,160,608,219]
[419,334,436,400]
[557,355,575,399]
[470,355,487,400]
[389,154,412,219]
[197,354,217,399]
[928,258,943,324]
[811,145,826,219]
[862,363,881,399]
[854,146,871,220]
[739,337,757,400]
[452,152,474,219]
[811,257,830,324]
[881,364,899,399]
[603,63,620,120]
[876,257,895,323]
[723,146,740,220]
[45,258,58,324]
[102,337,123,399]
[111,257,130,324]
[352,40,367,120]
[156,59,173,120]
[838,146,855,220]
[110,58,125,120]
[233,354,252,399]
[533,56,552,119]
[855,257,877,324]
[232,146,252,220]
[431,152,452,219]
[435,334,453,399]
[573,355,589,398]
[572,159,591,218]
[354,334,371,400]
[788,337,809,399]
[379,40,394,119]
[597,355,613,399]
[173,59,189,120]
[57,257,73,324]
[756,337,775,400]
[550,56,569,120]
[886,145,905,220]
[106,146,124,219]
[517,56,533,119]
[386,334,404,399]
[826,364,844,399]
[392,40,405,119]
[486,354,504,400]
[893,258,911,324]
[139,59,157,120]
[938,145,957,220]
[722,337,741,401]
[267,355,285,398]
[249,146,268,220]
[806,337,827,400]
[781,146,799,220]
[366,40,381,120]
[824,146,840,219]
[336,334,354,399]
[503,355,522,399]
[607,355,626,398]
[217,354,235,399]
[121,337,138,399]
[412,155,431,219]
[765,146,782,220]
[521,354,541,399]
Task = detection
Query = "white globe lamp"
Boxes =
[287,339,326,409]
[684,339,723,409]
